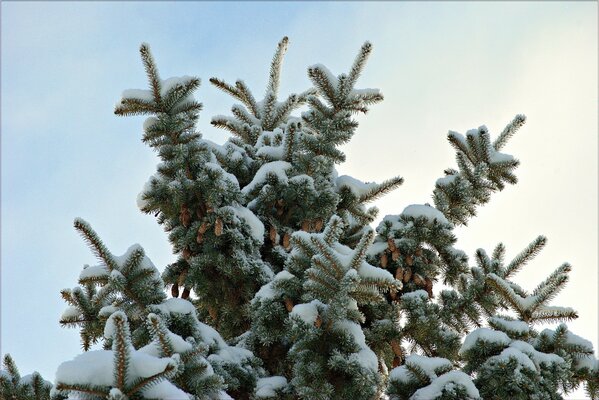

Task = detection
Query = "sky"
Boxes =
[1,1,597,398]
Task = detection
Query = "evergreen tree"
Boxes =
[2,37,597,400]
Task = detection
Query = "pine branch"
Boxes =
[344,41,373,95]
[73,218,118,271]
[139,43,162,103]
[504,235,547,278]
[493,114,526,151]
[358,176,404,203]
[267,36,289,96]
[349,229,374,270]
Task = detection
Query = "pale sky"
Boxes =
[1,2,597,399]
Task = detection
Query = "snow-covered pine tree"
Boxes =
[2,38,597,400]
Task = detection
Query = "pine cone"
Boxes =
[405,255,414,266]
[283,233,291,250]
[269,225,278,243]
[387,238,397,252]
[403,267,412,282]
[314,315,322,328]
[392,249,400,261]
[425,278,434,298]
[413,274,425,286]
[301,220,310,232]
[395,267,404,281]
[284,298,294,312]
[214,218,223,236]
[180,205,192,227]
[314,218,324,231]
[171,284,180,298]
[181,287,191,300]
[381,252,388,267]
[197,221,210,243]
[208,306,218,322]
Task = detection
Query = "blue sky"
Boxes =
[2,2,597,397]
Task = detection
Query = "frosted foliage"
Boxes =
[121,75,196,103]
[488,317,529,335]
[151,298,196,315]
[329,242,395,282]
[79,264,109,280]
[411,371,480,400]
[241,161,292,195]
[404,355,453,379]
[336,175,378,197]
[103,311,128,340]
[253,271,295,303]
[255,376,288,398]
[290,300,324,325]
[61,306,81,320]
[402,204,450,225]
[230,205,265,243]
[205,162,240,189]
[55,350,184,394]
[435,174,458,187]
[460,328,511,354]
[508,341,564,367]
[333,320,378,371]
[490,347,537,371]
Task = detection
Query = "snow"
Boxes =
[401,290,429,301]
[256,145,285,160]
[411,371,480,400]
[151,298,196,315]
[241,161,292,195]
[253,282,276,303]
[103,311,128,340]
[488,317,529,335]
[143,117,159,132]
[255,376,288,398]
[79,264,109,280]
[120,76,195,105]
[333,319,378,371]
[539,326,594,352]
[160,76,194,96]
[402,204,450,225]
[308,63,338,85]
[208,346,255,366]
[143,380,191,400]
[290,300,324,325]
[403,355,453,380]
[376,215,406,233]
[55,350,178,388]
[350,88,381,97]
[60,306,81,320]
[328,242,395,284]
[508,340,564,367]
[491,347,536,371]
[365,240,389,256]
[205,162,240,189]
[435,174,458,187]
[460,328,511,354]
[99,305,118,317]
[289,174,315,190]
[356,259,396,282]
[574,355,599,371]
[19,373,52,388]
[253,271,295,303]
[230,205,264,243]
[335,175,378,197]
[146,314,193,353]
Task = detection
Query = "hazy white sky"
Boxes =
[1,2,597,398]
